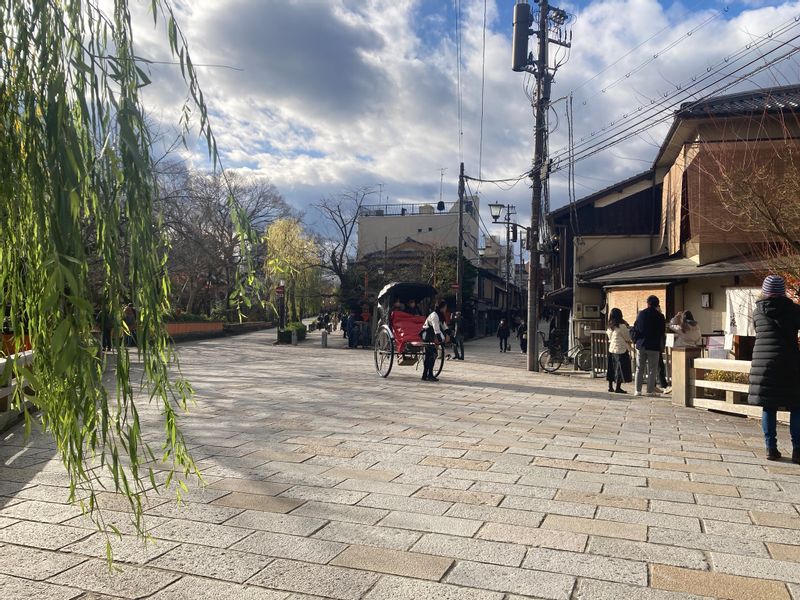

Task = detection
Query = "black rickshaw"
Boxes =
[373,282,445,378]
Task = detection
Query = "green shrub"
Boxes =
[705,370,749,384]
[278,321,307,343]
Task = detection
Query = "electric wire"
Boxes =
[478,0,488,185]
[550,18,800,168]
[554,14,800,160]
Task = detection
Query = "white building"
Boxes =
[356,196,481,262]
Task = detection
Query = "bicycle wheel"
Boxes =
[373,326,394,378]
[539,349,563,373]
[432,344,445,378]
[576,348,592,371]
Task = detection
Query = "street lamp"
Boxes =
[488,202,504,222]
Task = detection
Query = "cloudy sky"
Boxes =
[133,0,800,240]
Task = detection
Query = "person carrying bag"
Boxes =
[421,300,447,381]
[606,308,633,394]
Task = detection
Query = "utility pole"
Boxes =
[457,163,465,311]
[505,207,511,325]
[513,0,571,372]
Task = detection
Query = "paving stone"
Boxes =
[0,499,83,523]
[445,560,575,600]
[750,510,800,529]
[0,520,91,550]
[48,559,179,599]
[601,484,695,504]
[379,510,482,536]
[420,456,493,471]
[290,500,387,525]
[212,491,304,514]
[650,564,791,600]
[231,530,346,562]
[444,468,518,483]
[411,532,526,566]
[711,551,800,584]
[767,543,800,562]
[649,460,730,476]
[64,509,169,537]
[149,575,289,599]
[594,506,701,532]
[649,499,751,523]
[516,475,603,493]
[335,479,419,497]
[323,467,401,482]
[477,521,587,552]
[364,575,503,600]
[210,478,292,496]
[470,480,556,500]
[331,544,452,580]
[0,573,83,600]
[64,533,177,564]
[648,478,740,497]
[0,543,86,580]
[587,536,708,569]
[279,485,366,505]
[149,518,251,548]
[533,456,608,472]
[648,527,769,557]
[703,520,800,544]
[522,546,646,585]
[358,492,452,515]
[149,543,271,582]
[226,510,325,535]
[554,489,648,510]
[573,579,711,600]
[445,502,545,527]
[540,514,647,541]
[313,520,420,550]
[500,494,596,517]
[694,493,798,514]
[248,558,380,600]
[414,486,503,506]
[145,499,243,523]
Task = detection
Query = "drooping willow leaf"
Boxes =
[0,0,258,558]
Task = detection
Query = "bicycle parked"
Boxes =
[538,332,592,373]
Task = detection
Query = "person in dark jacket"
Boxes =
[748,275,800,462]
[497,319,510,352]
[632,295,666,396]
[421,299,447,381]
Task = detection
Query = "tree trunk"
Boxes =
[289,280,298,322]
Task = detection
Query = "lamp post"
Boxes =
[279,279,286,329]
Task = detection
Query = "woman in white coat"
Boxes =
[606,308,633,394]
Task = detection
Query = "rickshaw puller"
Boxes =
[422,300,447,382]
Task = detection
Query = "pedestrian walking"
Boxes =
[122,303,137,347]
[631,295,666,396]
[497,319,510,352]
[421,299,447,381]
[606,308,633,394]
[748,275,800,462]
[450,311,464,361]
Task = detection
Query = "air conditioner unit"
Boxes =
[583,304,600,318]
[574,302,583,318]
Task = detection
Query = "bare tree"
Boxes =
[158,167,291,315]
[313,187,375,290]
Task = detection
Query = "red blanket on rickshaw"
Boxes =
[390,310,425,354]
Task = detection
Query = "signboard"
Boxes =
[275,285,285,297]
[450,283,460,290]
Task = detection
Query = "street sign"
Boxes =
[275,285,285,297]
[450,283,460,290]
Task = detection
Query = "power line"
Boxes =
[550,17,800,166]
[478,0,488,183]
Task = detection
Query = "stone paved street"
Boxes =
[2,329,800,599]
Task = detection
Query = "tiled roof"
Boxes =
[678,84,800,118]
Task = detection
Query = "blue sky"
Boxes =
[134,0,800,239]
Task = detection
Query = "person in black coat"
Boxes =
[497,319,510,352]
[748,275,800,462]
[632,295,666,396]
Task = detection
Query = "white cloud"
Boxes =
[129,0,800,234]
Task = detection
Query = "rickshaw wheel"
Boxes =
[432,344,445,378]
[374,326,394,378]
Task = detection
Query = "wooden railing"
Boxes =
[671,350,789,424]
